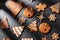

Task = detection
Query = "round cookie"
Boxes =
[24,7,34,18]
[39,22,51,34]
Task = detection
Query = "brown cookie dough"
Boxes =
[50,2,59,13]
[6,1,23,17]
[39,22,51,34]
[24,6,34,18]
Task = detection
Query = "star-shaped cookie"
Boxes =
[51,32,59,40]
[35,3,47,12]
[48,14,56,22]
[37,12,45,22]
[18,16,26,24]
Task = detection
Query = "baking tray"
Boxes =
[0,0,60,40]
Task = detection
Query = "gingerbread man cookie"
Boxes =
[35,3,47,12]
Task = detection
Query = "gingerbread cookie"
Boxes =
[2,18,9,29]
[24,6,34,18]
[37,12,45,22]
[12,26,24,37]
[41,37,48,40]
[51,32,59,40]
[50,2,59,13]
[0,21,2,27]
[22,38,33,40]
[35,3,47,12]
[18,16,26,24]
[48,14,56,22]
[0,17,2,26]
[10,0,14,1]
[39,22,51,34]
[3,37,10,40]
[6,1,23,17]
[29,0,35,2]
[0,18,9,29]
[28,20,37,32]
